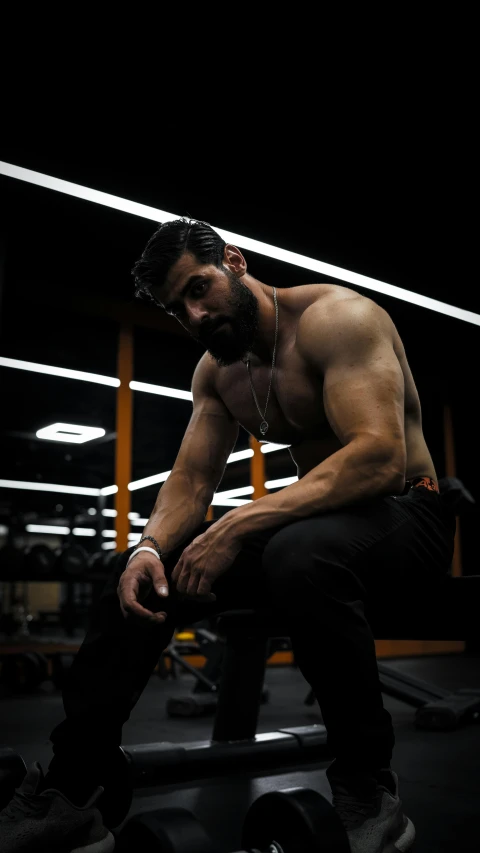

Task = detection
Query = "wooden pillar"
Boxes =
[115,325,133,551]
[249,436,268,499]
[443,403,462,577]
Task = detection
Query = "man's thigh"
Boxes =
[262,490,454,602]
[134,491,454,626]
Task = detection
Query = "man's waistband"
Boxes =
[403,476,439,494]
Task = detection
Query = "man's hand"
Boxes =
[171,523,242,598]
[117,552,170,623]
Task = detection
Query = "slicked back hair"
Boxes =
[132,218,226,302]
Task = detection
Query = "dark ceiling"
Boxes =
[0,136,478,560]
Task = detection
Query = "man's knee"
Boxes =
[261,521,352,599]
[262,524,313,589]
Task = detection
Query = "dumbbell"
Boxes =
[0,747,27,811]
[88,550,119,576]
[56,544,88,577]
[116,787,350,852]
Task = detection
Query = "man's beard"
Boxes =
[195,270,260,367]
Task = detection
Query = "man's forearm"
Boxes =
[142,472,213,555]
[220,440,405,539]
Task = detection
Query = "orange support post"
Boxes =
[444,403,462,577]
[115,325,133,552]
[249,435,268,499]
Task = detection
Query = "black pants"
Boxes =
[46,484,455,795]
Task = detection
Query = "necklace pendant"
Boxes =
[260,421,269,436]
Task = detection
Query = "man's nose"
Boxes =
[187,305,210,328]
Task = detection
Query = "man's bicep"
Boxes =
[299,299,406,452]
[322,343,406,450]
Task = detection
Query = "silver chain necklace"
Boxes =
[245,287,278,437]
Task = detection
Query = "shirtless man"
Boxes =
[1,219,455,853]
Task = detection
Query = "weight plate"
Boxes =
[88,549,119,576]
[88,552,104,573]
[57,545,88,577]
[118,807,216,853]
[100,551,119,573]
[242,787,350,853]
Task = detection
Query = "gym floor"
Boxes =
[1,654,479,852]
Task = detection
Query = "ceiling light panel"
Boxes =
[36,423,106,444]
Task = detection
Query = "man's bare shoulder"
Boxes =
[194,350,219,377]
[301,282,393,324]
[296,286,394,361]
[192,351,221,393]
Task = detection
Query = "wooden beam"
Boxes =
[115,325,134,551]
[249,436,268,499]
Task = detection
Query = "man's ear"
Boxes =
[223,244,247,276]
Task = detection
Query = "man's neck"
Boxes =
[244,279,280,364]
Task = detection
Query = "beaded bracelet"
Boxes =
[138,535,167,560]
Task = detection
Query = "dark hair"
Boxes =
[132,218,226,302]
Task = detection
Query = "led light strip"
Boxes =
[0,357,191,401]
[0,357,120,387]
[129,380,192,401]
[25,525,97,536]
[0,479,101,496]
[1,160,479,326]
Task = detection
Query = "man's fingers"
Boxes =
[119,573,167,621]
[197,577,213,597]
[123,599,160,620]
[186,573,201,596]
[149,563,169,598]
[124,554,169,600]
[174,569,216,600]
[175,568,190,594]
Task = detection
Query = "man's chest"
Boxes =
[216,336,332,446]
